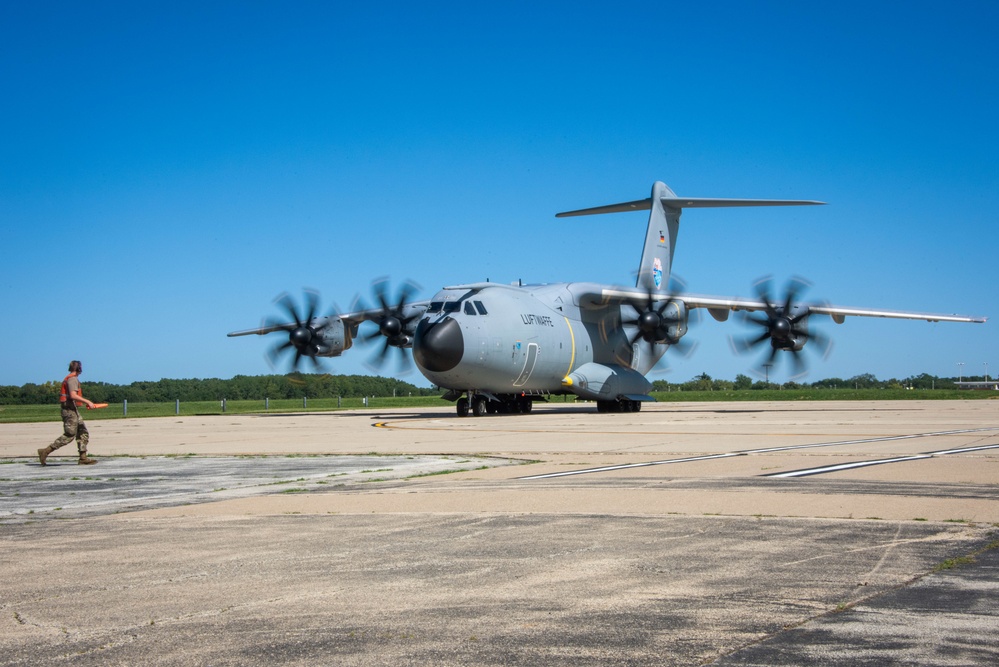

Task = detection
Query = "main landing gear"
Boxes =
[456,393,533,417]
[596,399,643,413]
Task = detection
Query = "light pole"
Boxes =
[762,363,772,387]
[957,362,964,382]
[986,362,990,385]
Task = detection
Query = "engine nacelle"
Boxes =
[661,299,688,343]
[774,332,807,352]
[770,336,808,352]
[313,316,352,357]
[389,333,414,348]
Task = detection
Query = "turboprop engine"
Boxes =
[258,291,354,371]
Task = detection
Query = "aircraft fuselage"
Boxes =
[412,282,661,403]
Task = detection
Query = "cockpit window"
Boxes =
[431,299,485,315]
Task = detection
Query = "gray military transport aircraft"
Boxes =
[229,181,986,416]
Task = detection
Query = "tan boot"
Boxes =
[38,446,55,466]
[78,454,97,465]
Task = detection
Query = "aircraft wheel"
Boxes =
[456,397,469,417]
[486,402,497,414]
[633,400,642,412]
[519,397,533,414]
[472,396,488,417]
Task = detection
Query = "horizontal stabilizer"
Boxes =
[557,196,824,217]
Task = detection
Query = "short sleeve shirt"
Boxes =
[64,375,81,409]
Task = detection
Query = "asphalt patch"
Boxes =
[0,454,513,523]
[713,543,999,665]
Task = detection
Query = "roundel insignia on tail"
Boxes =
[653,257,663,289]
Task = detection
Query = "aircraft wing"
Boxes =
[682,295,987,324]
[228,322,309,337]
[588,287,987,324]
[227,302,431,338]
[227,312,362,338]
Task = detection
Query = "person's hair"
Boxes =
[68,360,82,373]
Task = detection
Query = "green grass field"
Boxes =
[1,389,993,423]
[0,396,446,423]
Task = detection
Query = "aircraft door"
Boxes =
[513,343,539,387]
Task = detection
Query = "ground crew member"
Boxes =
[38,360,98,465]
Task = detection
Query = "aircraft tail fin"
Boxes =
[637,182,680,293]
[556,182,824,293]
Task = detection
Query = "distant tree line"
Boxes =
[0,374,438,405]
[651,372,980,393]
[1,371,988,406]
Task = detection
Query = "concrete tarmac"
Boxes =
[0,400,997,665]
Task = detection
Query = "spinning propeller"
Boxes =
[609,278,697,372]
[264,289,338,372]
[623,290,693,346]
[731,276,832,378]
[356,277,422,372]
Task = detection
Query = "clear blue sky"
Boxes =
[2,1,996,387]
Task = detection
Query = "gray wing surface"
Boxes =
[589,287,987,324]
[227,301,431,338]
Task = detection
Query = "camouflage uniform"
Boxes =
[38,372,96,465]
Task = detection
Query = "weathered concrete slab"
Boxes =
[713,543,999,666]
[1,513,992,666]
[0,454,514,523]
[0,401,996,665]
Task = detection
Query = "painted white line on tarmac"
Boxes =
[518,429,999,480]
[518,453,744,479]
[766,443,999,478]
[743,427,999,454]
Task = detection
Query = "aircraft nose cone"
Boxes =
[413,317,463,373]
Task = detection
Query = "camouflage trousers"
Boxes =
[51,409,90,455]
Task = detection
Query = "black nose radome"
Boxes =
[413,317,463,373]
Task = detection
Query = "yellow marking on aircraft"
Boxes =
[563,316,576,378]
